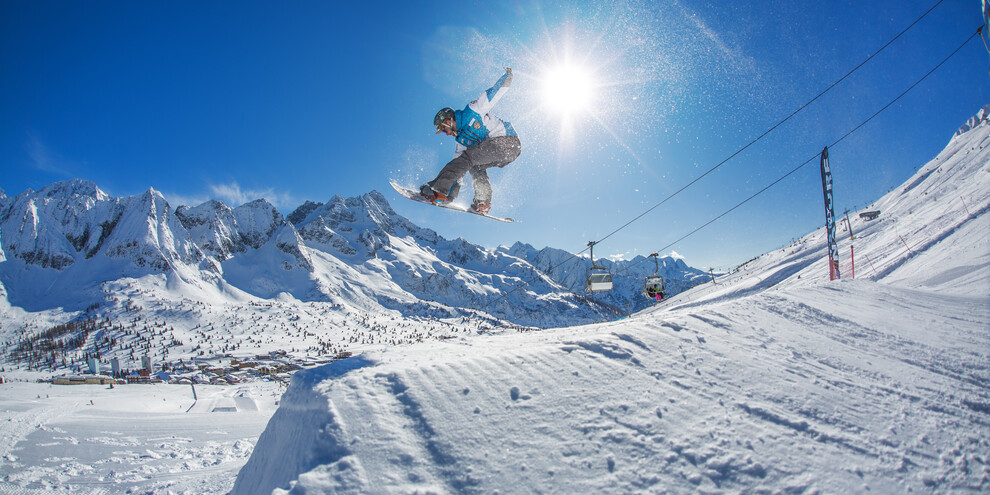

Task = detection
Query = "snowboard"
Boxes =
[389,181,514,223]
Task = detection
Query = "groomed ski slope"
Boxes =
[233,109,990,494]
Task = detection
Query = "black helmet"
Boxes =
[434,107,454,129]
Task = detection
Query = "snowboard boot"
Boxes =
[420,185,449,205]
[470,200,491,215]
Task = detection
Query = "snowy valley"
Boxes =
[0,105,988,493]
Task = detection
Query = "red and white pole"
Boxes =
[850,246,855,279]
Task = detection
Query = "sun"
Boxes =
[540,62,596,117]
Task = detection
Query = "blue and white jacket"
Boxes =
[452,70,517,159]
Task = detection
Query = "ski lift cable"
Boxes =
[475,13,967,316]
[478,26,978,316]
[478,1,946,305]
[590,0,948,250]
[518,0,949,282]
[608,26,982,280]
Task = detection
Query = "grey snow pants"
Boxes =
[428,135,521,204]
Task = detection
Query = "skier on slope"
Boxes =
[420,68,521,215]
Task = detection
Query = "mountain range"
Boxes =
[0,177,710,328]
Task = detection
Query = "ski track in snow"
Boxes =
[230,279,989,493]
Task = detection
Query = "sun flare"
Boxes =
[540,63,595,117]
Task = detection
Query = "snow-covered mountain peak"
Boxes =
[351,189,393,214]
[175,199,238,260]
[289,190,441,253]
[285,199,322,225]
[0,179,117,270]
[38,178,110,203]
[953,103,990,139]
[290,191,394,229]
[505,240,538,258]
[100,188,204,272]
[233,198,284,250]
[175,199,234,225]
[134,187,173,215]
[286,195,352,229]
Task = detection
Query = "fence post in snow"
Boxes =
[850,246,855,279]
[899,235,914,255]
[864,253,878,277]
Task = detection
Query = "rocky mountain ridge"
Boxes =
[0,180,710,327]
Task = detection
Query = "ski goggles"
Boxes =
[435,121,453,134]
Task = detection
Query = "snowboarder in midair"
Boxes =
[420,68,521,215]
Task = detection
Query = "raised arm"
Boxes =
[469,68,512,116]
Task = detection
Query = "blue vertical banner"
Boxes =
[821,147,840,280]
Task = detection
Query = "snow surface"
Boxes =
[0,378,282,494]
[0,105,987,494]
[230,106,990,494]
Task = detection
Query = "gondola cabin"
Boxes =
[642,275,666,300]
[584,241,613,292]
[642,253,667,301]
[586,268,613,292]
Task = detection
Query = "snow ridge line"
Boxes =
[734,402,873,456]
[873,201,990,281]
[562,339,644,366]
[665,252,820,313]
[758,294,990,392]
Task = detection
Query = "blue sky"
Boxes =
[2,0,986,270]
